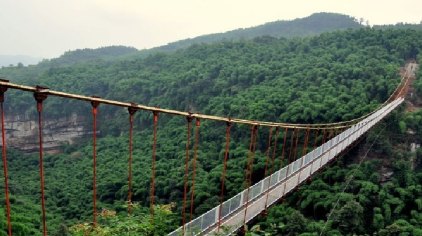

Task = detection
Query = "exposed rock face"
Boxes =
[5,113,89,153]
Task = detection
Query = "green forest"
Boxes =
[0,27,421,235]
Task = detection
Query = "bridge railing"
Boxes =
[168,98,403,236]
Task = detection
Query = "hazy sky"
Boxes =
[1,0,421,59]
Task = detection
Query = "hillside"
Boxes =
[42,46,139,66]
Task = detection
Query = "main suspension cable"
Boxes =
[0,80,406,130]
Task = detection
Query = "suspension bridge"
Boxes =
[0,63,417,236]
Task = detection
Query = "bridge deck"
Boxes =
[169,98,404,236]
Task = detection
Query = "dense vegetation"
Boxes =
[0,27,421,235]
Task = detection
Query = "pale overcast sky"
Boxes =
[1,0,421,58]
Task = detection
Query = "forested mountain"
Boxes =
[150,12,362,53]
[144,14,422,55]
[42,46,139,66]
[0,46,139,83]
[0,28,421,235]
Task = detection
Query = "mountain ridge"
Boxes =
[145,12,363,54]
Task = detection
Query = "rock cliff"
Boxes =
[5,113,89,153]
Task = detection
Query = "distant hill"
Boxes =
[42,45,139,66]
[149,12,363,53]
[0,46,139,82]
[0,55,42,67]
